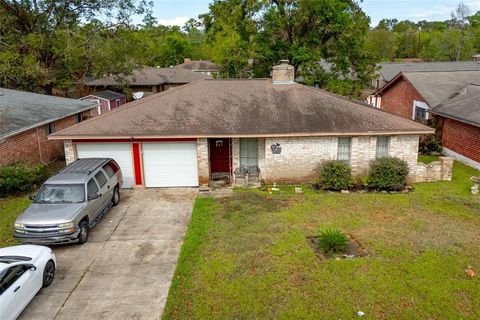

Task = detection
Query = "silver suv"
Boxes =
[14,158,123,245]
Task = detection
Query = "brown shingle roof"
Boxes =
[175,60,219,72]
[86,67,211,87]
[51,79,433,139]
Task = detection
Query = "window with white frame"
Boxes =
[240,138,258,168]
[413,100,429,122]
[376,136,390,158]
[337,137,351,162]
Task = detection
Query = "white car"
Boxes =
[0,245,56,320]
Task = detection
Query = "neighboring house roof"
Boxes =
[377,61,480,82]
[84,91,125,101]
[0,87,97,139]
[86,67,212,87]
[432,84,480,127]
[175,60,219,72]
[51,79,433,139]
[378,70,480,107]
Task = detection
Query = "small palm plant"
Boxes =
[318,228,348,253]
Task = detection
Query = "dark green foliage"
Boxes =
[419,134,442,155]
[0,163,46,196]
[318,160,355,191]
[367,157,409,191]
[318,228,349,253]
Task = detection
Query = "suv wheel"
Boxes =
[77,220,89,244]
[112,186,120,206]
[42,260,55,287]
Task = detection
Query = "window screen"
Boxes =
[87,179,99,196]
[240,138,259,168]
[376,136,390,158]
[45,123,55,135]
[95,171,107,188]
[337,137,351,162]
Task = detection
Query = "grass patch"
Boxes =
[164,161,480,319]
[418,154,440,164]
[0,196,31,247]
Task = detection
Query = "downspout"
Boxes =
[36,127,48,165]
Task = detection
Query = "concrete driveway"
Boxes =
[19,188,197,320]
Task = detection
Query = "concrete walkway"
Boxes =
[19,188,197,320]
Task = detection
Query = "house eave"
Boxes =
[49,130,434,141]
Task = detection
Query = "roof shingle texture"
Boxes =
[175,60,219,72]
[87,91,125,101]
[0,88,97,139]
[86,67,212,87]
[52,80,432,138]
[378,61,480,82]
[402,70,480,107]
[432,84,480,127]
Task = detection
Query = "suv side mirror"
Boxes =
[88,193,100,201]
[28,194,36,200]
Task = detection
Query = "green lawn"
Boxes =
[418,154,440,164]
[0,196,31,247]
[164,161,480,320]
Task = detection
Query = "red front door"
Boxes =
[209,138,231,180]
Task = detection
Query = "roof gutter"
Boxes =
[48,130,435,141]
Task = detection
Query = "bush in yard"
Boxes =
[367,157,409,191]
[0,163,46,196]
[419,134,441,155]
[318,160,355,191]
[318,228,348,253]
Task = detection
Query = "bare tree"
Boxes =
[451,2,471,61]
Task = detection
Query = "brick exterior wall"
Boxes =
[381,77,426,120]
[1,110,92,167]
[440,117,480,164]
[262,135,419,184]
[196,138,209,186]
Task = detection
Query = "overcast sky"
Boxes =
[148,0,480,27]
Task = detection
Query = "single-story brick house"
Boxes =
[80,91,127,115]
[373,70,480,123]
[431,84,480,170]
[0,88,98,166]
[86,67,212,100]
[50,62,434,188]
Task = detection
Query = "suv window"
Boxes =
[87,179,99,196]
[95,171,107,188]
[103,161,118,178]
[0,265,27,295]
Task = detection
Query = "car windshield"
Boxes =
[34,184,85,204]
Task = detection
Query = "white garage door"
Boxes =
[76,143,134,188]
[142,142,198,187]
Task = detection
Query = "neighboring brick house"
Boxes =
[375,71,480,123]
[432,84,480,170]
[50,61,434,189]
[0,88,98,166]
[364,61,480,106]
[86,67,211,100]
[175,58,219,77]
[80,91,126,115]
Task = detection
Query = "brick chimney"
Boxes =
[184,58,191,64]
[272,60,295,84]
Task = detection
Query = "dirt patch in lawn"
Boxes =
[306,234,370,260]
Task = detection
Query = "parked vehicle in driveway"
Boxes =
[14,158,122,245]
[0,245,56,320]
